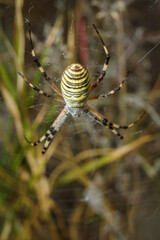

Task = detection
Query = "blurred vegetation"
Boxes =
[0,0,160,239]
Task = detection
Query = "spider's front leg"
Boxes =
[25,107,69,154]
[84,105,145,139]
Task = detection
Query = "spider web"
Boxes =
[0,0,160,239]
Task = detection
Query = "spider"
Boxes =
[18,19,145,155]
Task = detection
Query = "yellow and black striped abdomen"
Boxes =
[61,63,91,108]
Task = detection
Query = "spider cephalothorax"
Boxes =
[18,19,145,154]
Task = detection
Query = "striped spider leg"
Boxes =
[25,107,69,154]
[90,24,110,92]
[24,18,62,96]
[85,106,145,139]
[89,24,127,99]
[18,71,65,154]
[88,25,145,136]
[18,72,64,102]
[89,72,129,100]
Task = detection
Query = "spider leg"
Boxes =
[85,105,124,139]
[90,24,110,92]
[25,107,69,154]
[85,106,145,138]
[18,72,64,102]
[25,18,62,96]
[42,107,69,154]
[89,72,128,100]
[24,127,55,146]
[108,111,145,129]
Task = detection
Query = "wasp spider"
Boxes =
[18,19,145,154]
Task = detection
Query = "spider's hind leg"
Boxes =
[25,18,62,96]
[90,24,110,92]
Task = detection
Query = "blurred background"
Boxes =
[0,0,160,239]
